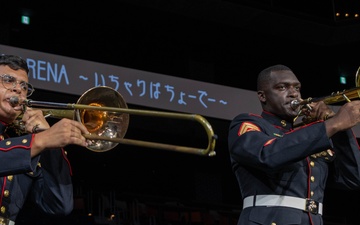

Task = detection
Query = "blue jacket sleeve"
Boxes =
[29,148,74,216]
[228,113,333,170]
[329,129,360,189]
[0,134,34,176]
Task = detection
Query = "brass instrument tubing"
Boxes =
[22,100,217,156]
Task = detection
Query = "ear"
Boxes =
[257,91,266,103]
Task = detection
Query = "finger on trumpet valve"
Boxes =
[305,104,312,111]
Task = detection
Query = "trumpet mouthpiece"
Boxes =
[290,100,300,110]
[9,96,20,107]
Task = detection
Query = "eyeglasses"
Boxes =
[0,74,35,97]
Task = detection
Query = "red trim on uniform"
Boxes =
[350,130,360,150]
[305,157,315,224]
[248,113,262,118]
[294,120,323,130]
[264,138,276,146]
[285,120,324,134]
[61,148,73,176]
[0,131,32,151]
[0,145,31,152]
[30,133,35,147]
[306,157,311,198]
[262,110,275,116]
[30,134,73,175]
[0,178,5,206]
[274,125,288,131]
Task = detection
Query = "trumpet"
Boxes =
[291,66,360,123]
[290,88,360,110]
[10,86,217,156]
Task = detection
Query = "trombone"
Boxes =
[291,66,360,122]
[11,86,217,156]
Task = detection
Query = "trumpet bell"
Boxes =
[75,86,130,152]
[323,66,360,104]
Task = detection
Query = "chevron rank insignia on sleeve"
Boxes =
[238,122,260,136]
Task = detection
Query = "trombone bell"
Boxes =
[74,86,130,152]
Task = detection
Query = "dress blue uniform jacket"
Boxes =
[228,110,360,225]
[0,121,73,222]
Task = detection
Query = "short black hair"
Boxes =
[257,64,292,91]
[0,54,29,74]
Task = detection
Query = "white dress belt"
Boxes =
[0,216,15,225]
[243,195,323,215]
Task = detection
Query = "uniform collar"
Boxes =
[0,121,7,134]
[261,110,293,131]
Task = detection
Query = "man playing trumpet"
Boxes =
[228,64,360,225]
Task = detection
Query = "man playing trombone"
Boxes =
[0,54,89,225]
[228,64,360,225]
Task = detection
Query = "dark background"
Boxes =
[2,0,360,224]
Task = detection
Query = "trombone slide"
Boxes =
[13,86,217,156]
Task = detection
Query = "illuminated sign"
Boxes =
[0,44,260,121]
[1,44,360,137]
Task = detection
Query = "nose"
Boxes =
[288,86,300,98]
[11,81,22,94]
